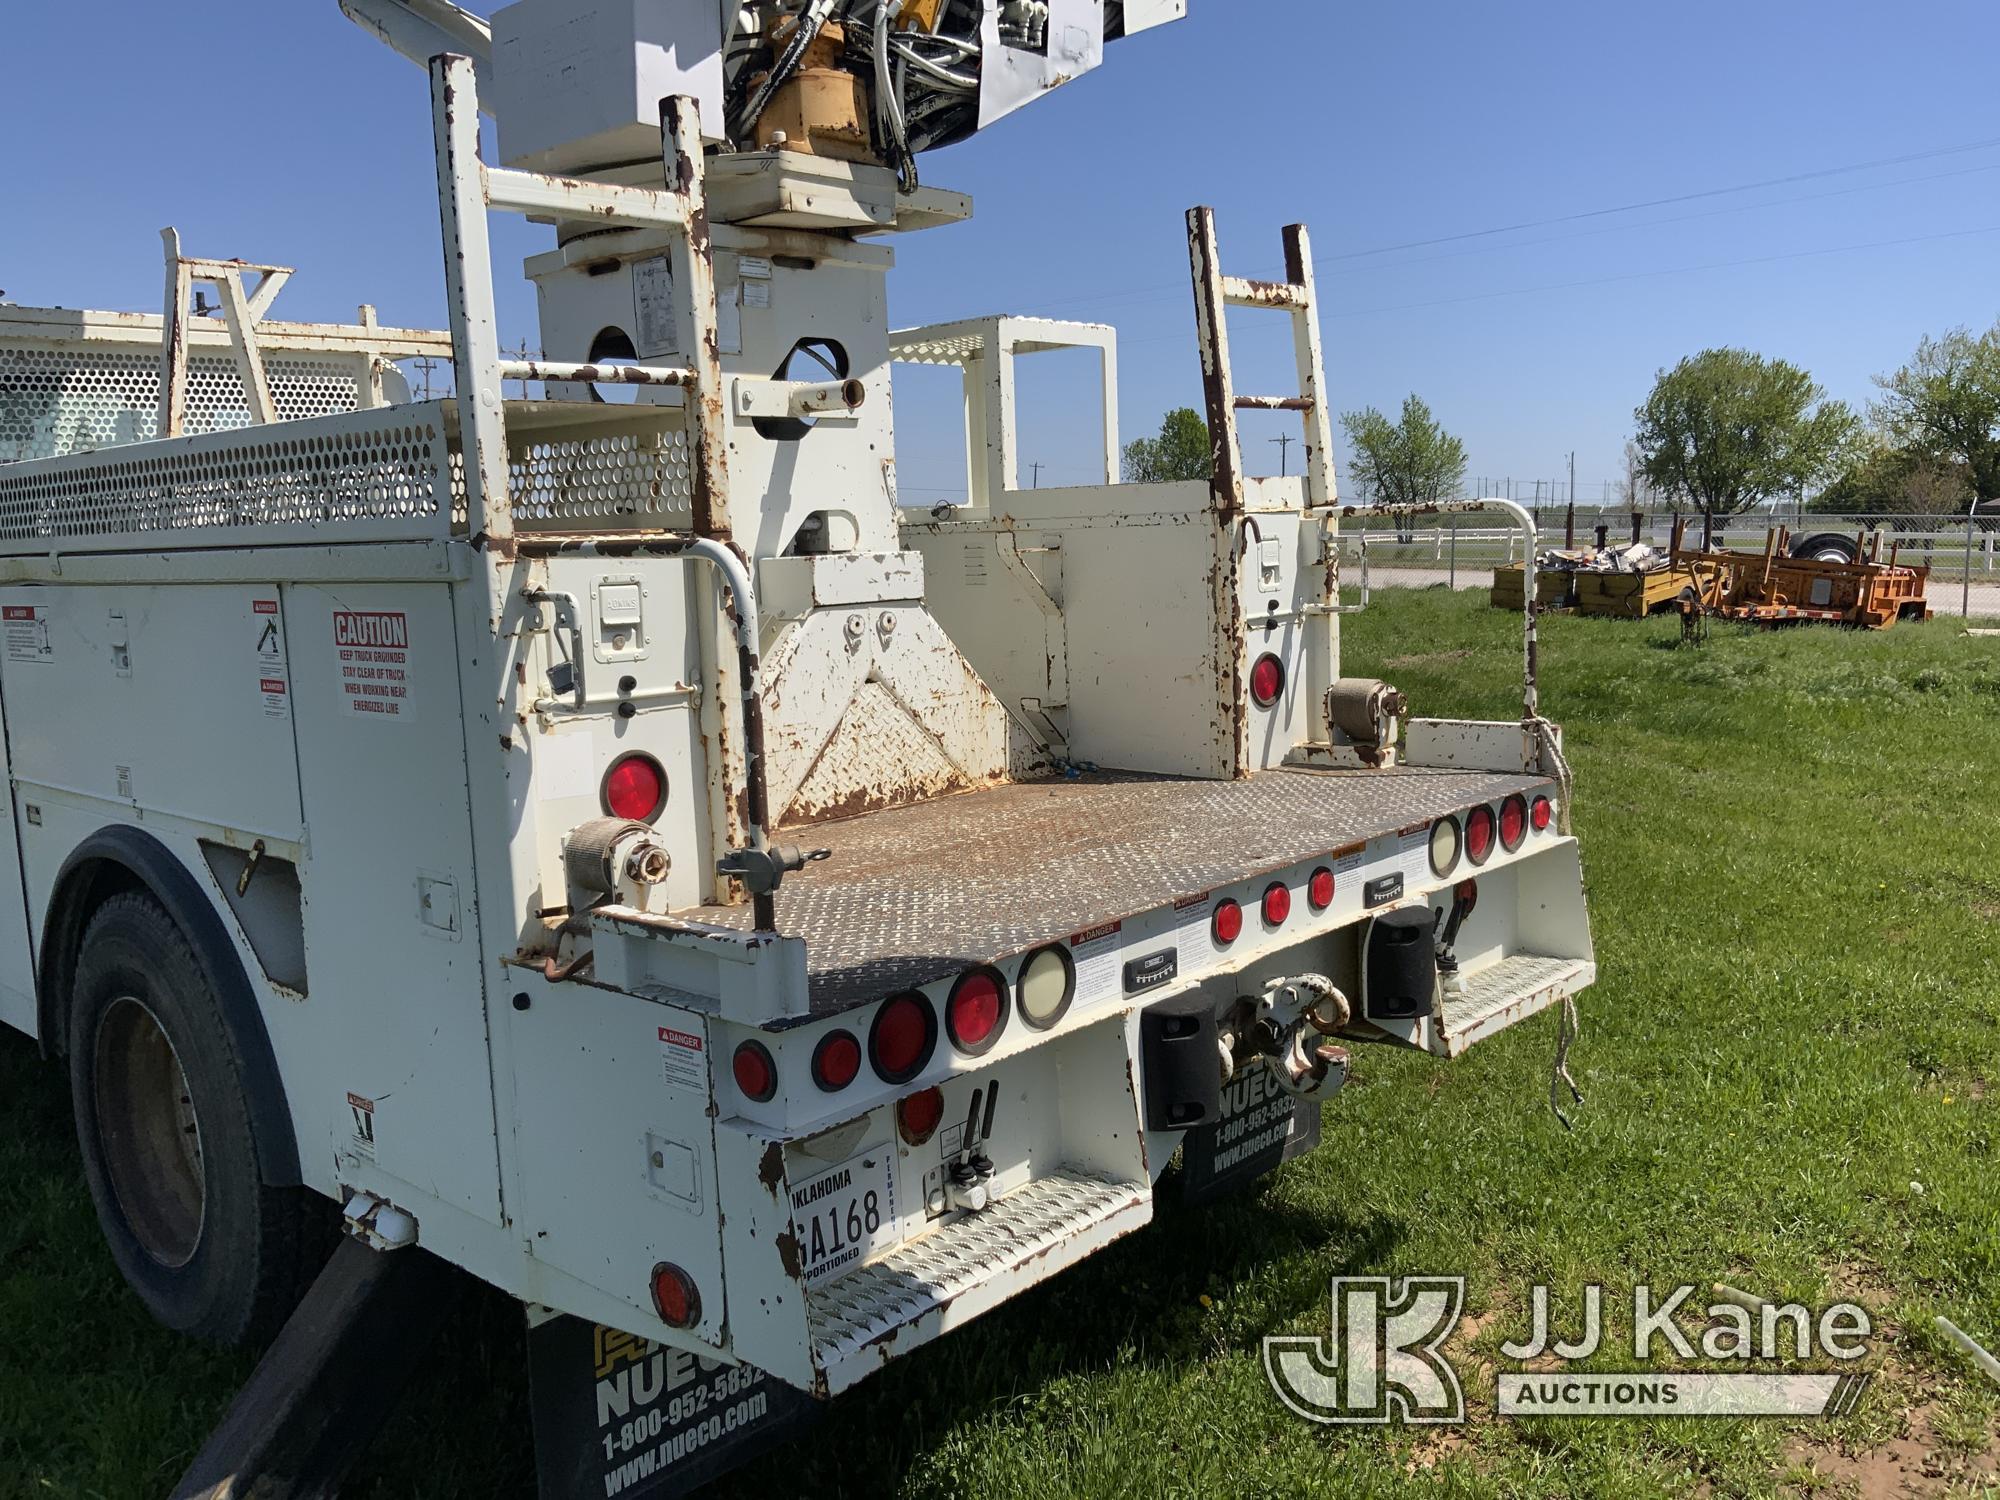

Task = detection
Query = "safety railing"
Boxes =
[1338,499,1544,722]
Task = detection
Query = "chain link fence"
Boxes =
[1342,509,2000,619]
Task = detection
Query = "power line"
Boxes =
[1324,221,2000,322]
[1104,220,2000,351]
[1325,134,2000,262]
[992,141,2000,322]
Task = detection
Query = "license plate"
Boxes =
[788,1149,898,1288]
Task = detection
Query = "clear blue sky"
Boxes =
[6,2,1998,505]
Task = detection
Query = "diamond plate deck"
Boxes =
[688,766,1553,1012]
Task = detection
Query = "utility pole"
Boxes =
[1270,434,1294,477]
[413,356,439,401]
[508,341,540,400]
[1029,461,1044,488]
[1565,454,1577,548]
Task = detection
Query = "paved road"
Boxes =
[1365,566,2000,622]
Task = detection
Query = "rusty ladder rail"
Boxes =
[430,53,779,919]
[1187,208,1343,770]
[1186,208,1338,515]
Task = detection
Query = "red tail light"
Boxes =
[1250,653,1286,709]
[1465,805,1496,866]
[1531,795,1554,832]
[1455,878,1479,915]
[1212,898,1243,945]
[732,1040,777,1102]
[651,1262,701,1328]
[811,1030,861,1092]
[946,968,1008,1056]
[603,752,667,822]
[1262,881,1292,927]
[898,1086,945,1146]
[1308,867,1335,912]
[869,993,937,1085]
[1499,794,1528,851]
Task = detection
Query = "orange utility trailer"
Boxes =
[1671,520,1931,629]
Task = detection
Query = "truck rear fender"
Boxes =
[37,826,302,1188]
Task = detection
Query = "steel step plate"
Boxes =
[1434,953,1593,1057]
[806,1168,1149,1388]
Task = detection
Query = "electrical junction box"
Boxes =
[492,0,726,171]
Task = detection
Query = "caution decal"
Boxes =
[334,610,414,720]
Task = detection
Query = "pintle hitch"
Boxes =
[716,842,831,896]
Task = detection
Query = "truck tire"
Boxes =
[1791,531,1861,564]
[67,892,311,1346]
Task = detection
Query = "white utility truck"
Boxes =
[0,2,1593,1493]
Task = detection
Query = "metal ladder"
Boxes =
[1186,209,1346,770]
[1185,208,1339,515]
[428,53,730,551]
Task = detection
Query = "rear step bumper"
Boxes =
[1436,954,1595,1057]
[806,1169,1151,1396]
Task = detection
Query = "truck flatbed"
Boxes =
[689,765,1555,1010]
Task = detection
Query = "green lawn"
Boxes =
[1,588,1996,1497]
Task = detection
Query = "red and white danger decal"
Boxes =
[334,611,414,720]
[253,599,290,720]
[659,1026,706,1089]
[3,604,52,665]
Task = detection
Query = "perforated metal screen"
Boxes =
[508,424,693,526]
[0,342,363,464]
[0,405,454,550]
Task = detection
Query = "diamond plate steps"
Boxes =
[806,1168,1150,1394]
[1434,952,1594,1058]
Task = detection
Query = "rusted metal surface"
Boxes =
[758,606,1009,830]
[667,97,731,547]
[1220,275,1306,310]
[431,55,515,547]
[688,764,1553,1010]
[1185,208,1251,778]
[498,359,693,386]
[1232,395,1316,412]
[1281,223,1338,513]
[1185,207,1242,518]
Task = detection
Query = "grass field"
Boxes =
[1,588,1996,1497]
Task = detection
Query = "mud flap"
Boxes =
[527,1314,818,1500]
[1177,1061,1326,1206]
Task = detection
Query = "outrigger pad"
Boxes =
[171,1235,459,1500]
[528,1314,818,1500]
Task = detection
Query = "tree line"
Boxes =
[1120,319,2000,533]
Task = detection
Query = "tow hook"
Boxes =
[1249,975,1354,1098]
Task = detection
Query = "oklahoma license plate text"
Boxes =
[788,1149,897,1287]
